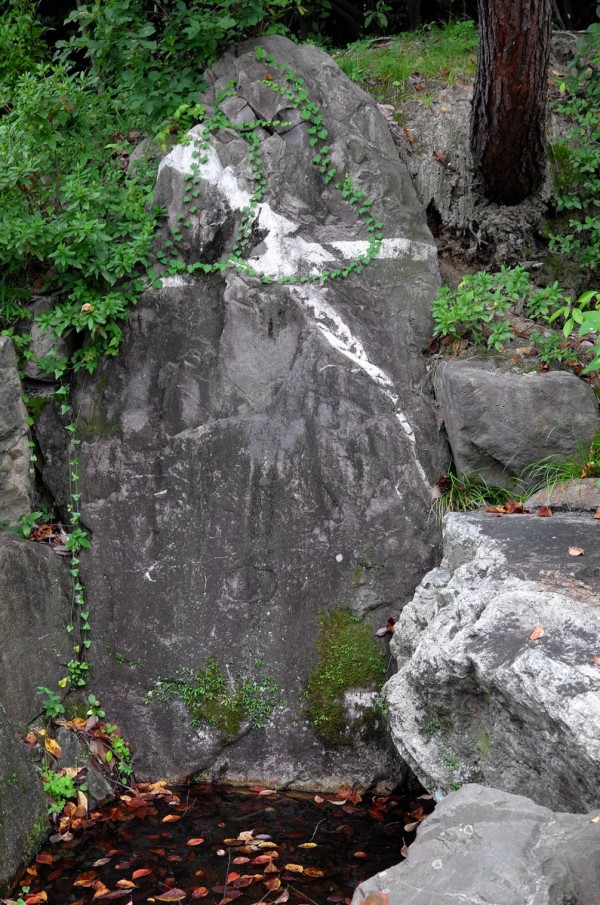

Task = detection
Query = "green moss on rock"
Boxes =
[305,607,386,746]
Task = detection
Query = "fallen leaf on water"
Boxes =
[191,889,209,899]
[116,881,135,889]
[131,869,152,880]
[91,882,111,899]
[298,842,317,849]
[162,814,181,823]
[264,862,279,875]
[36,853,53,865]
[225,873,240,885]
[537,506,552,517]
[304,868,325,878]
[353,851,368,858]
[363,894,389,905]
[257,841,277,849]
[284,864,304,874]
[274,891,290,904]
[264,878,281,891]
[186,839,205,846]
[529,624,544,641]
[74,872,98,887]
[44,737,62,759]
[568,546,584,556]
[155,890,187,902]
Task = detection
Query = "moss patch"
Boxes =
[305,608,386,747]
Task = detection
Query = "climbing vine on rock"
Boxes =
[158,47,384,285]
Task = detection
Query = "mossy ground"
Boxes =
[305,608,387,746]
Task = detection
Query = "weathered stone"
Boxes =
[526,477,600,512]
[55,726,113,806]
[385,511,600,812]
[433,359,599,488]
[0,532,72,727]
[353,784,600,905]
[0,337,32,523]
[0,701,47,895]
[37,36,448,787]
[23,297,70,382]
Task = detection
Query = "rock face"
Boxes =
[0,337,32,524]
[37,36,447,786]
[385,511,600,812]
[353,784,600,905]
[0,701,48,895]
[434,359,599,488]
[0,532,72,726]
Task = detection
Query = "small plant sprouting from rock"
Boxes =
[149,656,280,736]
[305,607,387,747]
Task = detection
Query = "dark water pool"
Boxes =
[13,782,434,905]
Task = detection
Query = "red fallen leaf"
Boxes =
[154,890,187,902]
[162,814,182,823]
[232,877,255,889]
[191,890,209,900]
[225,873,240,885]
[74,871,99,887]
[368,809,385,821]
[36,853,53,865]
[48,868,63,881]
[363,895,389,905]
[353,851,369,859]
[23,731,39,746]
[131,869,152,879]
[537,505,552,517]
[232,857,250,865]
[167,855,182,862]
[24,895,47,905]
[252,854,276,865]
[186,839,205,846]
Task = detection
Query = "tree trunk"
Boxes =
[470,0,551,206]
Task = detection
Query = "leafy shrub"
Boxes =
[549,17,600,273]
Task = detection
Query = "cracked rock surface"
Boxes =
[36,36,447,786]
[385,511,600,812]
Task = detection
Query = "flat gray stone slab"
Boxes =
[352,784,600,905]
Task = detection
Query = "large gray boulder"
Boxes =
[0,532,72,726]
[0,337,32,524]
[36,36,447,787]
[353,784,600,905]
[385,511,600,812]
[433,359,599,488]
[0,701,47,895]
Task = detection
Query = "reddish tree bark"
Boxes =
[470,0,551,206]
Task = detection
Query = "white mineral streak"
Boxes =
[293,286,429,487]
[159,135,430,486]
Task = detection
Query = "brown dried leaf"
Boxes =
[161,814,182,823]
[264,878,281,891]
[186,838,205,846]
[44,737,62,759]
[283,864,304,874]
[529,624,545,641]
[537,506,552,517]
[594,507,600,520]
[403,127,414,143]
[154,890,187,902]
[304,868,325,878]
[568,546,585,556]
[191,889,209,900]
[298,842,317,849]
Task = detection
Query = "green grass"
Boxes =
[433,472,519,518]
[335,20,477,106]
[522,428,600,496]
